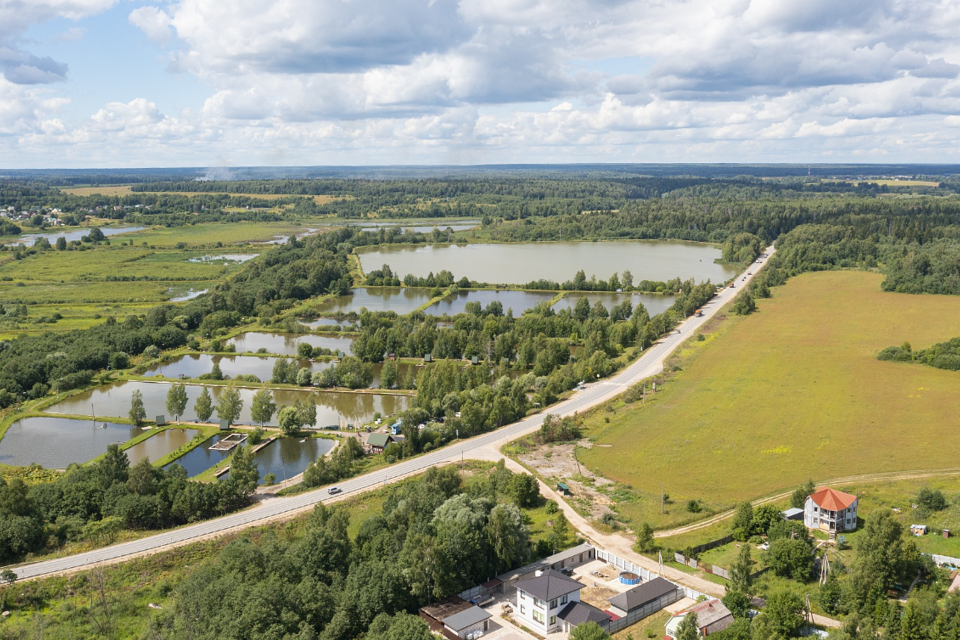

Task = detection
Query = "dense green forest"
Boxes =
[0,444,259,563]
[143,464,548,640]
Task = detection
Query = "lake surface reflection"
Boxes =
[0,417,138,469]
[359,241,738,285]
[47,381,411,428]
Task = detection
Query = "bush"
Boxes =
[917,487,948,512]
[143,345,160,359]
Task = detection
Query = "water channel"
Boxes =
[0,417,139,469]
[358,240,739,285]
[228,332,355,356]
[47,381,411,427]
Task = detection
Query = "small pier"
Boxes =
[209,433,247,451]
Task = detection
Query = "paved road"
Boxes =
[10,246,775,580]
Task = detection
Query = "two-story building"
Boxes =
[804,487,858,535]
[513,569,609,635]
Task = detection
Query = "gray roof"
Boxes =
[557,601,611,626]
[608,577,679,612]
[498,543,594,582]
[443,605,491,631]
[515,569,584,601]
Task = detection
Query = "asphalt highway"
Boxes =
[10,244,775,580]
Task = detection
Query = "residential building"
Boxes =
[665,599,733,638]
[804,487,858,534]
[365,432,394,454]
[515,569,602,635]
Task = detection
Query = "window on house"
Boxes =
[534,598,543,609]
[533,610,544,624]
[519,591,525,600]
[560,594,568,605]
[550,615,556,625]
[550,599,557,609]
[520,605,525,615]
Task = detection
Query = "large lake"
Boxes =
[358,241,738,285]
[47,381,411,427]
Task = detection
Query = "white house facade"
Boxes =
[804,487,858,534]
[514,569,584,635]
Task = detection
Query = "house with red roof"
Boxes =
[804,487,858,534]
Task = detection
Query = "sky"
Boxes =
[3,0,960,168]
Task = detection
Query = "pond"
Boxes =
[187,254,258,263]
[232,437,337,484]
[6,226,146,247]
[314,287,434,315]
[552,291,675,317]
[143,354,325,383]
[165,434,232,477]
[348,220,480,233]
[142,354,407,388]
[228,332,355,356]
[123,427,202,465]
[428,290,556,316]
[47,381,411,428]
[303,318,350,329]
[358,241,739,285]
[0,417,139,469]
[169,288,208,302]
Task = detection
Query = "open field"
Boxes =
[60,186,344,204]
[821,179,941,188]
[59,185,134,196]
[579,270,960,530]
[0,247,235,282]
[121,221,313,246]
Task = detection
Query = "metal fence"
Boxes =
[607,588,684,634]
[594,547,708,601]
[931,553,960,568]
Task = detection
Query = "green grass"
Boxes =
[580,270,960,531]
[120,221,311,247]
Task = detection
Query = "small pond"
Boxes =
[314,287,434,315]
[187,254,257,263]
[428,290,556,316]
[6,226,146,247]
[165,434,232,477]
[144,354,326,383]
[228,332,355,356]
[123,427,203,465]
[552,291,676,317]
[233,437,337,484]
[169,288,208,302]
[0,417,138,469]
[47,381,411,428]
